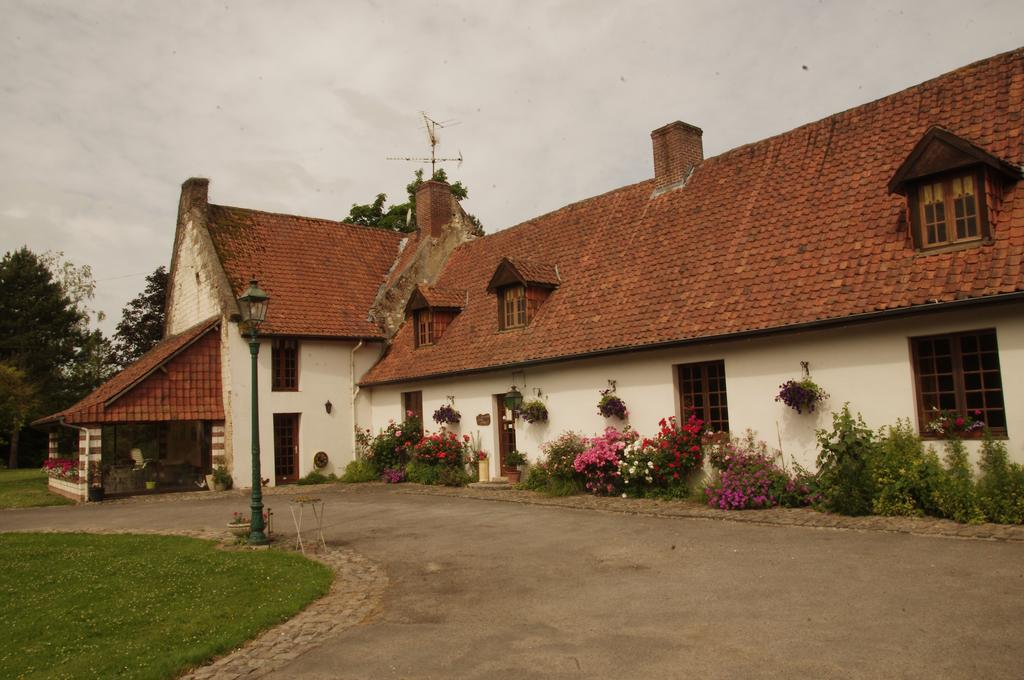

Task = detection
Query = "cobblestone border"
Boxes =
[394,484,1024,542]
[4,527,387,680]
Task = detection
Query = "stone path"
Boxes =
[395,483,1024,542]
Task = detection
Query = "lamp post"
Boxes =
[238,278,270,545]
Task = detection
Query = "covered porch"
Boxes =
[35,317,226,501]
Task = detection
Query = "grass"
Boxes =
[0,468,74,509]
[0,533,333,679]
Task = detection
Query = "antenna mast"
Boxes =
[387,111,463,176]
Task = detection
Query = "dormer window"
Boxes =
[415,309,435,347]
[500,285,527,329]
[406,285,464,349]
[918,173,980,248]
[487,257,560,331]
[888,126,1020,252]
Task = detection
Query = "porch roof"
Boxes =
[34,316,224,426]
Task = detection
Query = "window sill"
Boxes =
[914,238,992,257]
[271,388,300,393]
[920,431,1008,441]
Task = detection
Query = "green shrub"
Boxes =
[296,471,336,485]
[340,459,380,484]
[975,433,1024,524]
[815,405,877,516]
[437,465,471,487]
[367,415,422,471]
[870,420,944,517]
[405,460,441,485]
[544,476,583,496]
[934,438,984,524]
[521,464,550,491]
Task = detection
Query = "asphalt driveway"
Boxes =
[2,485,1022,679]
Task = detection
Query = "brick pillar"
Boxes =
[211,421,226,468]
[48,431,59,459]
[79,426,102,501]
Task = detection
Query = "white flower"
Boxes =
[647,461,654,468]
[621,493,627,498]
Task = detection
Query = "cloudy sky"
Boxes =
[2,0,1023,334]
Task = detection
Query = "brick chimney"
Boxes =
[651,121,703,194]
[415,180,454,238]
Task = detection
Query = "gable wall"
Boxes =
[166,216,224,335]
[364,303,1024,472]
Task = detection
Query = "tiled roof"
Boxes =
[35,317,223,425]
[505,257,560,287]
[207,205,404,338]
[361,48,1024,385]
[414,285,467,310]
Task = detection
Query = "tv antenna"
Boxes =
[387,111,464,176]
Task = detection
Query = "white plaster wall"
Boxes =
[365,303,1024,474]
[227,327,375,488]
[166,219,222,335]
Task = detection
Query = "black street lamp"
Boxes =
[238,278,270,545]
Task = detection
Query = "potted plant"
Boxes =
[519,399,549,424]
[474,450,490,482]
[87,479,105,503]
[775,378,829,414]
[211,465,232,492]
[433,402,461,425]
[504,449,527,483]
[597,387,628,419]
[227,510,272,539]
[227,511,250,537]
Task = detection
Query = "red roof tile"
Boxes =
[411,284,467,310]
[35,317,223,425]
[207,205,404,338]
[362,48,1024,386]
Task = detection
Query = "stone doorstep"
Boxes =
[468,479,512,490]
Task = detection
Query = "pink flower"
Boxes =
[395,430,403,437]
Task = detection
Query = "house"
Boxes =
[37,47,1024,499]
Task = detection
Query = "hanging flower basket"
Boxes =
[597,388,628,419]
[775,378,829,414]
[519,399,549,423]
[432,404,461,425]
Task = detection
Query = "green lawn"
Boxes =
[0,533,334,679]
[0,468,74,509]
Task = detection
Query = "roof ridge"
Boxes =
[707,46,1024,166]
[208,203,405,240]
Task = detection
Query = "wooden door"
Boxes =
[402,390,424,435]
[273,413,300,485]
[496,394,517,474]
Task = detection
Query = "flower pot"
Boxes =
[205,474,216,491]
[145,481,156,490]
[213,481,227,492]
[478,459,490,483]
[228,522,250,538]
[87,486,105,502]
[506,469,521,484]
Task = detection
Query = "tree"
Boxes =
[345,168,484,236]
[110,266,168,369]
[0,363,38,457]
[0,247,91,467]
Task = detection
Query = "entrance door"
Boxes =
[273,413,300,485]
[495,394,517,475]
